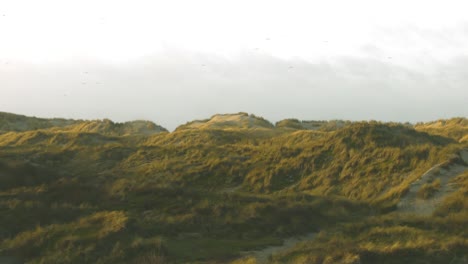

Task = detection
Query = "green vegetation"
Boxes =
[270,168,468,263]
[176,113,274,130]
[275,119,352,131]
[0,112,466,263]
[270,213,468,264]
[415,117,468,142]
[0,112,167,136]
[0,112,78,133]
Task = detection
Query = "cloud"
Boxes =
[1,50,467,130]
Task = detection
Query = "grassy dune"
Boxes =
[0,112,466,263]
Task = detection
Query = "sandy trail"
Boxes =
[240,233,316,263]
[222,185,242,194]
[397,149,468,216]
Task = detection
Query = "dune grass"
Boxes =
[0,115,466,263]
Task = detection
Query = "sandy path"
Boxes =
[397,149,468,216]
[221,184,243,194]
[240,233,316,263]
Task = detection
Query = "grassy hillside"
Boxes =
[415,117,468,142]
[0,112,79,133]
[275,119,352,131]
[0,112,167,136]
[176,113,274,131]
[0,112,466,263]
[269,170,468,264]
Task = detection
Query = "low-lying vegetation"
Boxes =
[0,112,466,263]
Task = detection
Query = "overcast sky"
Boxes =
[1,0,467,130]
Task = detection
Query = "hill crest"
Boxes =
[0,112,167,136]
[175,112,275,131]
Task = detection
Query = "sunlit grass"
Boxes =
[0,113,466,263]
